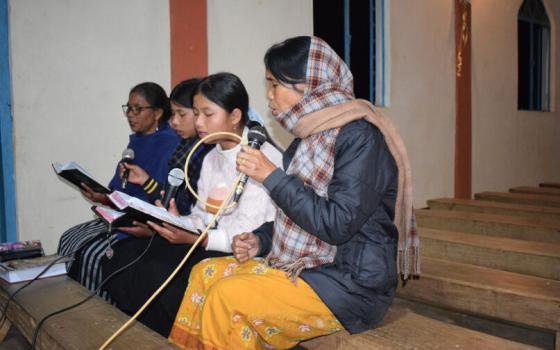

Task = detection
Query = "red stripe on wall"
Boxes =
[170,0,208,87]
[454,0,472,199]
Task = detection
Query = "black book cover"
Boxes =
[53,162,111,194]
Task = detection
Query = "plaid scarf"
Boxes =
[265,37,354,279]
[266,37,420,281]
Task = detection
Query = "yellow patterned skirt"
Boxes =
[168,256,342,350]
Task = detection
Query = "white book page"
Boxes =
[108,191,199,233]
[95,207,126,223]
[128,198,199,232]
[107,191,133,210]
[52,161,101,182]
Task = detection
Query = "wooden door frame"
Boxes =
[455,0,472,199]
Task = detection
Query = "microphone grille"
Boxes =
[122,148,135,160]
[248,125,267,146]
[167,168,185,187]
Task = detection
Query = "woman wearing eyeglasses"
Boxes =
[57,82,180,299]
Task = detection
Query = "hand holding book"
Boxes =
[80,183,111,205]
[96,191,201,237]
[146,198,206,245]
[116,221,152,238]
[52,162,110,194]
[91,206,151,238]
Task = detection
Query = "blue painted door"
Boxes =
[0,0,17,242]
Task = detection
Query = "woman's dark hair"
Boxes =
[130,82,172,124]
[195,72,249,126]
[170,78,201,108]
[264,36,310,86]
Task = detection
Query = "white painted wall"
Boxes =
[471,0,560,194]
[382,0,456,208]
[385,0,560,205]
[9,0,171,253]
[8,0,560,253]
[207,0,313,147]
[206,0,458,209]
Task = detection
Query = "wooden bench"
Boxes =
[299,303,541,350]
[0,276,178,349]
[0,272,544,350]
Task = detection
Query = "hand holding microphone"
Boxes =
[120,148,135,190]
[234,125,275,203]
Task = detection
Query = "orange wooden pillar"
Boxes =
[454,0,472,199]
[170,0,208,87]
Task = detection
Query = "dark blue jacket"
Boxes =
[108,123,180,239]
[255,119,399,334]
[107,122,180,201]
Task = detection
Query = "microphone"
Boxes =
[161,168,185,209]
[120,148,135,190]
[233,125,267,203]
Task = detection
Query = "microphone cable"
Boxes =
[99,131,244,350]
[0,231,105,330]
[31,230,157,350]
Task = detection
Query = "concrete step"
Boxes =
[510,186,560,197]
[397,257,560,333]
[299,303,541,350]
[427,197,560,220]
[416,209,560,243]
[421,228,560,280]
[540,182,560,189]
[475,191,560,208]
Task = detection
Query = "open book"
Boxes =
[52,161,110,194]
[91,206,133,227]
[101,191,200,233]
[0,255,68,283]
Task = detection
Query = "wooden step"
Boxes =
[397,257,560,333]
[421,228,560,280]
[392,298,556,350]
[540,182,560,189]
[416,209,560,243]
[299,304,540,350]
[475,191,560,208]
[0,276,178,349]
[427,197,560,220]
[510,186,560,197]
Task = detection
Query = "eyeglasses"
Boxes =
[122,104,154,116]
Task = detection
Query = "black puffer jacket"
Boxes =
[254,119,399,334]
